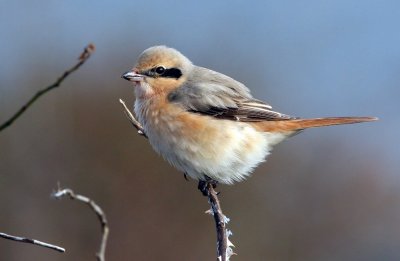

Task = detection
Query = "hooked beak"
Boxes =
[121,71,144,82]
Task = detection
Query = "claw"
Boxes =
[205,175,219,189]
[198,180,208,196]
[183,173,189,181]
[198,176,219,197]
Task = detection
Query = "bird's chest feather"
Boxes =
[135,96,222,157]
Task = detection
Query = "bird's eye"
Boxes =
[155,66,166,75]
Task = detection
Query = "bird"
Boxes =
[122,45,377,186]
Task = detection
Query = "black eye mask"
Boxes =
[144,66,182,79]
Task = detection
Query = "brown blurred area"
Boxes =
[1,1,399,260]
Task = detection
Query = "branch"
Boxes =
[119,101,235,260]
[199,181,235,261]
[52,188,109,261]
[119,99,147,137]
[0,43,96,132]
[0,232,65,253]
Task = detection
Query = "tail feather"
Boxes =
[251,116,378,132]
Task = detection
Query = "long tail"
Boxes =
[251,116,378,132]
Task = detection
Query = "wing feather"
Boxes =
[167,66,295,122]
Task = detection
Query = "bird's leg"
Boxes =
[183,172,189,181]
[205,175,218,189]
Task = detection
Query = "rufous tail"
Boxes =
[251,117,378,132]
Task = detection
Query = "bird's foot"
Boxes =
[198,176,218,197]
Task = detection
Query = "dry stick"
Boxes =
[118,99,146,138]
[0,43,96,132]
[205,183,228,261]
[0,44,95,255]
[53,188,109,261]
[119,98,233,260]
[0,232,65,253]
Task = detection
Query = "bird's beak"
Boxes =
[121,71,144,82]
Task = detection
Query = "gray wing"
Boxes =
[167,66,295,121]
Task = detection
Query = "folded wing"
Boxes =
[167,66,295,122]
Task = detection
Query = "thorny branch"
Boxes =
[0,232,65,253]
[53,188,109,261]
[0,43,95,132]
[119,98,234,260]
[199,181,235,261]
[207,185,234,261]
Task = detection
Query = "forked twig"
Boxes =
[0,43,95,132]
[53,188,108,261]
[0,232,65,253]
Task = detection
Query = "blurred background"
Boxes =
[0,0,399,260]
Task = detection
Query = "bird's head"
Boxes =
[122,46,193,98]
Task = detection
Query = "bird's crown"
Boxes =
[134,46,193,79]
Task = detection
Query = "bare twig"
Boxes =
[207,184,228,261]
[52,188,108,261]
[0,232,65,253]
[199,181,235,261]
[119,103,234,260]
[119,99,147,137]
[0,43,96,132]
